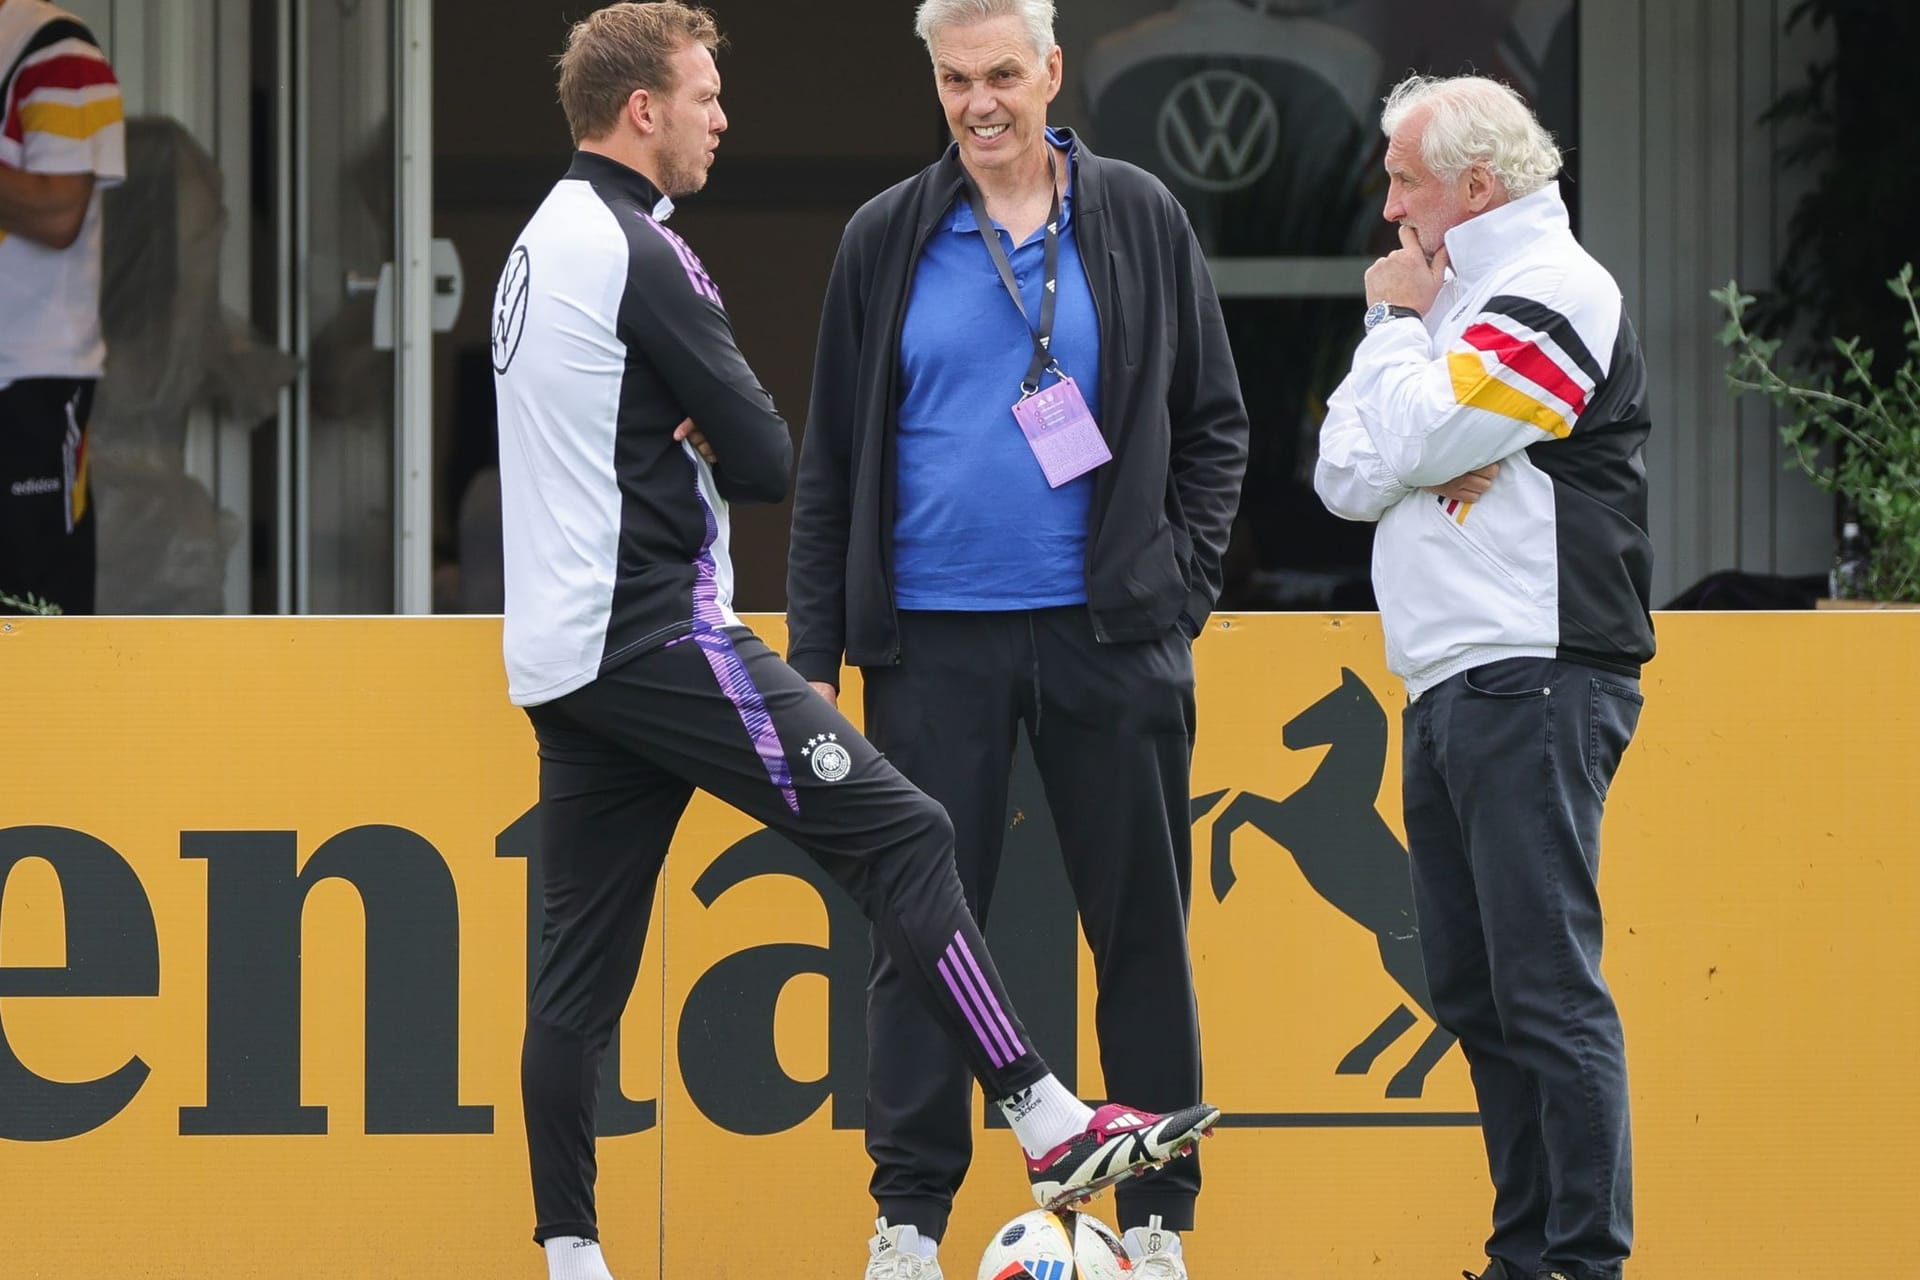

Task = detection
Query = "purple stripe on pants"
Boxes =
[943,939,1020,1065]
[938,953,1010,1068]
[692,631,799,815]
[681,459,797,812]
[952,932,1026,1060]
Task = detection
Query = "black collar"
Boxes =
[566,150,671,214]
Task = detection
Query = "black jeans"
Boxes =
[1402,656,1643,1280]
[861,606,1203,1240]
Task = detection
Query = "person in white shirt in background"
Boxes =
[0,0,125,615]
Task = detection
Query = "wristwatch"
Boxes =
[1363,302,1423,331]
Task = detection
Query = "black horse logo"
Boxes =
[1206,668,1457,1098]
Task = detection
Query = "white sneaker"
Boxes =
[1121,1215,1189,1279]
[864,1218,944,1279]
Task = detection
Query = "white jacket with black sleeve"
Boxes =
[1315,182,1656,698]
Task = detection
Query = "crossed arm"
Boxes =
[0,167,94,249]
[1314,371,1506,523]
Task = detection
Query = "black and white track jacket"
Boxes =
[1315,183,1656,697]
[491,152,791,707]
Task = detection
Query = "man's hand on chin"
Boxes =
[1364,225,1450,315]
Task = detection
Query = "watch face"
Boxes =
[1363,302,1387,329]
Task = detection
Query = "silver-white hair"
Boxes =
[1380,74,1562,199]
[913,0,1057,61]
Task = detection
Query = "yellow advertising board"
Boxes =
[0,613,1916,1277]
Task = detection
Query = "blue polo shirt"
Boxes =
[893,133,1102,611]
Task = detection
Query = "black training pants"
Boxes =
[862,607,1204,1240]
[520,627,1047,1243]
[0,378,95,615]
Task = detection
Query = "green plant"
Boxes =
[0,590,64,615]
[1714,265,1920,603]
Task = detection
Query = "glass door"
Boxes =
[65,0,434,614]
[296,0,434,613]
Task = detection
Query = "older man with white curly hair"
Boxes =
[1315,75,1656,1280]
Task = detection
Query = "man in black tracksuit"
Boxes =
[787,5,1247,1270]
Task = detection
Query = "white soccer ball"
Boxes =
[976,1208,1131,1280]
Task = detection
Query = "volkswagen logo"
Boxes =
[1156,69,1281,193]
[491,246,531,374]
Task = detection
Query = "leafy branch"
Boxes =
[1714,264,1920,602]
[0,590,65,615]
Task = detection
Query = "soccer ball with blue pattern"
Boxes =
[976,1208,1130,1280]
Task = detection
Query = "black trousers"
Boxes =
[520,628,1047,1244]
[862,607,1203,1240]
[1402,656,1643,1280]
[0,378,95,615]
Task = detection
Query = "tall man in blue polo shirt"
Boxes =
[787,4,1248,1276]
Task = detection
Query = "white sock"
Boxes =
[544,1236,615,1280]
[997,1073,1096,1158]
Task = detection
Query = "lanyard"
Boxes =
[962,148,1064,397]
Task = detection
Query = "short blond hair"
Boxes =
[556,2,724,145]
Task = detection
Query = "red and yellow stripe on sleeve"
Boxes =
[1444,297,1605,441]
[5,38,122,145]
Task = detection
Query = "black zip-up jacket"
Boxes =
[786,132,1249,686]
